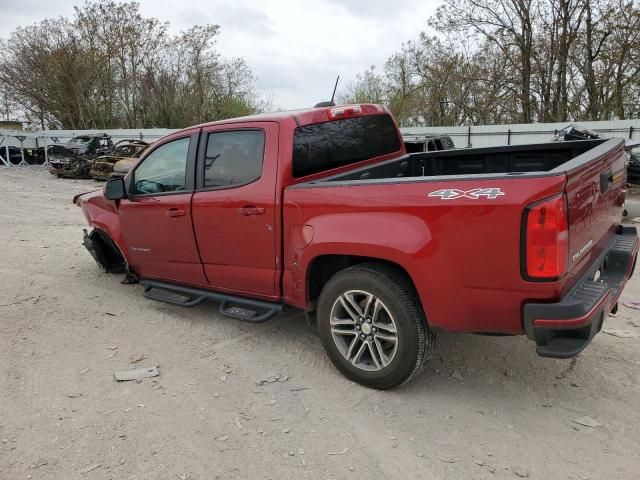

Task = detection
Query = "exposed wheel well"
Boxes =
[90,229,126,273]
[307,255,418,308]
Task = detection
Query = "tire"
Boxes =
[317,263,436,389]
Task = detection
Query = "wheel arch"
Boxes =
[86,227,127,272]
[306,254,422,312]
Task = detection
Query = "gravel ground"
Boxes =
[1,167,640,480]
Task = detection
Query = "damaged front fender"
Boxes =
[83,228,126,273]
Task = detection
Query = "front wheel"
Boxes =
[317,263,436,389]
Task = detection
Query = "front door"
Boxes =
[119,133,206,285]
[191,122,279,298]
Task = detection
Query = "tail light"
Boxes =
[523,194,569,280]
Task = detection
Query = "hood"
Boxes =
[73,189,102,206]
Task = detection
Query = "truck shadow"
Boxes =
[142,293,618,411]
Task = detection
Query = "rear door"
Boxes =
[191,122,279,298]
[564,139,627,277]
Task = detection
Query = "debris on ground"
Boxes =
[289,386,310,392]
[129,354,147,364]
[66,392,83,399]
[450,370,464,380]
[114,366,159,382]
[513,466,530,478]
[255,372,289,385]
[573,416,602,428]
[79,463,102,474]
[327,448,349,455]
[623,301,640,311]
[602,328,639,338]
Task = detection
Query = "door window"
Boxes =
[133,137,190,195]
[204,130,265,188]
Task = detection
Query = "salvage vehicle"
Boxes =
[403,134,455,153]
[90,140,149,181]
[110,156,141,179]
[74,104,638,389]
[553,125,600,142]
[627,148,640,184]
[48,134,113,176]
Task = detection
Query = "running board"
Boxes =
[140,280,283,323]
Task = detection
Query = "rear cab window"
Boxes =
[292,114,401,178]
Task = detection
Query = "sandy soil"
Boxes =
[1,167,640,480]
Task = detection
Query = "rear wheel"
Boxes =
[317,263,435,389]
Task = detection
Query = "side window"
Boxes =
[204,130,264,188]
[133,137,190,195]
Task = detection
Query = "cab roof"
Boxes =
[191,104,389,130]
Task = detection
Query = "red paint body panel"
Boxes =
[74,104,631,337]
[191,122,280,298]
[118,193,206,284]
[283,175,568,333]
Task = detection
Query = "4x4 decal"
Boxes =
[428,188,505,200]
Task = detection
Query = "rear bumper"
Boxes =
[523,224,639,359]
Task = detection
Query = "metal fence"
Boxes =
[1,119,639,167]
[401,119,640,149]
[0,128,175,166]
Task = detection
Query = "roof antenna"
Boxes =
[314,75,340,108]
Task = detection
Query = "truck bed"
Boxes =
[285,137,627,335]
[314,139,606,182]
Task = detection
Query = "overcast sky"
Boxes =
[0,0,439,109]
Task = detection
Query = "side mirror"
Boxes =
[104,177,126,200]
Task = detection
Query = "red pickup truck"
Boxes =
[74,104,638,389]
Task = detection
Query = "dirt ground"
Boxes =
[1,167,640,480]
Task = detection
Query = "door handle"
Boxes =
[166,208,186,218]
[239,206,265,216]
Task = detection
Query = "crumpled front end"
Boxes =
[82,228,126,273]
[74,189,128,274]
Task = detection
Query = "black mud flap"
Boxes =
[83,229,125,273]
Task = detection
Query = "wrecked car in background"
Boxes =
[109,156,139,179]
[552,125,600,142]
[49,134,114,178]
[403,134,455,153]
[90,140,149,181]
[628,148,640,185]
[553,125,640,187]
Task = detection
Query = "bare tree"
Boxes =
[0,0,267,129]
[343,0,640,126]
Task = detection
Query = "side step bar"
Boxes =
[140,279,283,323]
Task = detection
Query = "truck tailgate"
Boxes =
[563,139,627,284]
